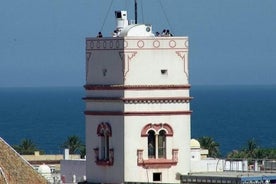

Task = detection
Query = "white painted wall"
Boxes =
[85,36,190,183]
[224,160,248,171]
[191,159,224,172]
[86,116,125,183]
[123,115,191,183]
[60,159,86,183]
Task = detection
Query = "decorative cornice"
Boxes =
[84,84,191,90]
[176,51,189,79]
[83,97,193,104]
[119,51,138,80]
[84,111,192,116]
[86,37,188,51]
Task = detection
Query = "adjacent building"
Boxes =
[0,137,48,184]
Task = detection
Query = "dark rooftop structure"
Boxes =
[181,171,276,184]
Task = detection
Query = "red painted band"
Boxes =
[84,111,192,116]
[83,97,193,101]
[84,84,191,90]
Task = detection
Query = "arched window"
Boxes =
[94,122,114,166]
[158,130,166,158]
[97,122,111,160]
[148,130,156,158]
[147,129,167,159]
[138,123,178,168]
[142,123,173,160]
[100,129,110,160]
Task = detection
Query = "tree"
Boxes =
[198,136,220,158]
[79,144,86,159]
[227,138,276,159]
[244,138,258,158]
[61,135,84,155]
[13,138,42,155]
[227,149,247,159]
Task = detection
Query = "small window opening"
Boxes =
[153,173,162,181]
[161,69,168,75]
[102,69,107,76]
[116,12,122,18]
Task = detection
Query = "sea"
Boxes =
[0,85,275,156]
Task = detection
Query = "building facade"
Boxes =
[84,11,191,184]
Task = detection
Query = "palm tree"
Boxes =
[79,144,86,159]
[61,135,84,154]
[227,149,247,159]
[244,138,258,158]
[227,139,276,159]
[198,136,220,158]
[13,138,41,155]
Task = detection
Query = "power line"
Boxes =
[100,0,114,32]
[158,0,173,33]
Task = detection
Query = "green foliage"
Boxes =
[61,135,85,157]
[227,138,276,159]
[79,144,86,159]
[198,136,221,158]
[13,138,43,155]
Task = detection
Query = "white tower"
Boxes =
[84,11,191,183]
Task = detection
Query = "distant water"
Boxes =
[0,86,275,156]
[0,87,85,154]
[191,85,276,156]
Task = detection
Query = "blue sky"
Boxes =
[1,0,276,87]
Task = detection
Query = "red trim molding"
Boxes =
[137,149,178,169]
[138,159,177,169]
[97,122,112,136]
[84,84,190,90]
[94,148,114,166]
[141,123,173,137]
[83,97,193,103]
[85,111,192,116]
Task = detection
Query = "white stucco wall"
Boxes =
[190,159,224,173]
[123,115,191,183]
[86,116,125,183]
[85,36,191,183]
[86,38,124,85]
[60,159,86,183]
[123,38,188,86]
[224,160,248,171]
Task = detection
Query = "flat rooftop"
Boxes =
[181,171,276,183]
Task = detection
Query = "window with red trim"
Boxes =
[147,129,166,159]
[148,130,156,158]
[94,122,114,166]
[138,123,178,169]
[158,130,166,158]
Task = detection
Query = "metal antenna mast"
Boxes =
[135,0,137,24]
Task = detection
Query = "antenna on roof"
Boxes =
[134,0,137,24]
